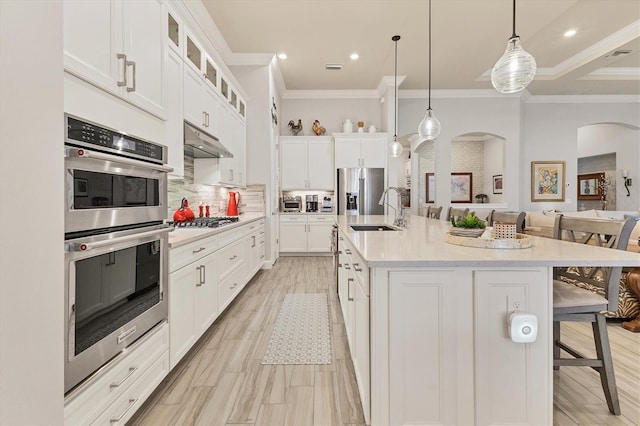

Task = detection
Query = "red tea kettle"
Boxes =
[227,192,240,216]
[173,197,195,222]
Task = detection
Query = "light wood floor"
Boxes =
[129,256,365,426]
[129,256,640,426]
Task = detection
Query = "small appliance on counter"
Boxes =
[306,195,318,212]
[281,196,302,212]
[321,196,333,212]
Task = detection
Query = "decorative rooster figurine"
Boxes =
[312,120,326,136]
[288,119,303,136]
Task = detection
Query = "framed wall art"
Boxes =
[577,172,604,200]
[531,161,565,202]
[425,173,435,203]
[451,172,472,203]
[492,174,503,194]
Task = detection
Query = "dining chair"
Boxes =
[445,207,469,222]
[486,210,526,233]
[426,205,443,220]
[552,215,635,415]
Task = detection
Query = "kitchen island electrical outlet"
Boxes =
[507,295,523,312]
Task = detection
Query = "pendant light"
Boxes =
[491,0,537,93]
[417,0,441,141]
[389,35,403,158]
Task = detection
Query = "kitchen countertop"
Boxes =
[337,214,640,268]
[169,212,265,248]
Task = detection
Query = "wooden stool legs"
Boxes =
[622,268,640,332]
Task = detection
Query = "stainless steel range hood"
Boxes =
[184,121,233,158]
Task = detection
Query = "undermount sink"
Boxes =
[350,224,400,232]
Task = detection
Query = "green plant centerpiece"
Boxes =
[449,213,486,238]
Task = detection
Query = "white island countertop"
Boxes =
[336,214,640,268]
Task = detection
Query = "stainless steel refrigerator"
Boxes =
[336,168,385,215]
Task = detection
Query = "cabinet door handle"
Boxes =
[353,263,362,272]
[206,111,210,127]
[230,255,237,260]
[201,264,206,284]
[344,263,351,270]
[110,398,138,424]
[117,53,127,87]
[230,283,238,290]
[252,236,256,248]
[110,366,138,389]
[348,278,354,301]
[196,266,203,286]
[202,111,207,127]
[192,247,205,254]
[126,60,136,92]
[260,255,264,259]
[345,249,352,255]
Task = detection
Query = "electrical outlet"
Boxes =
[508,295,522,312]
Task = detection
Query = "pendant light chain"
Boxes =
[428,0,432,110]
[394,36,398,139]
[512,0,517,38]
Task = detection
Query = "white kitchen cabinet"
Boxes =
[334,134,387,169]
[280,137,334,190]
[184,64,219,136]
[279,215,334,253]
[217,106,246,186]
[166,48,184,178]
[244,221,265,281]
[168,235,219,369]
[63,0,166,119]
[381,267,549,425]
[64,323,169,425]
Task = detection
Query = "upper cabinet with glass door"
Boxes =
[204,55,218,89]
[167,11,181,54]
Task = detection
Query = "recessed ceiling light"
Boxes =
[564,29,577,38]
[277,52,287,59]
[350,53,359,60]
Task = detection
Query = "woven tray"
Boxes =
[445,232,533,249]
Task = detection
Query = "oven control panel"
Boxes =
[65,114,167,164]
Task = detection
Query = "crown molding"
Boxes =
[525,94,640,104]
[282,90,381,100]
[580,67,640,81]
[227,53,275,66]
[376,76,407,97]
[400,89,522,99]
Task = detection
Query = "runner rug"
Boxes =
[261,293,332,365]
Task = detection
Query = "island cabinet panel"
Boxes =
[473,269,551,426]
[387,269,474,426]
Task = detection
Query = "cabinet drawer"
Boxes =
[218,263,246,312]
[170,235,218,273]
[280,214,307,223]
[351,252,369,296]
[91,351,169,425]
[65,323,169,425]
[217,239,244,280]
[218,227,245,248]
[308,215,334,223]
[246,219,264,233]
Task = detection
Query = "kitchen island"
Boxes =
[335,215,640,425]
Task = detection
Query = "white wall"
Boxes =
[522,101,640,212]
[0,1,64,424]
[280,97,382,136]
[577,123,639,212]
[484,136,505,203]
[401,95,521,213]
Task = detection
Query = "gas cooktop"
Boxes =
[167,216,239,228]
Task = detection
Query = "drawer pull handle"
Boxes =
[345,249,352,255]
[230,283,238,289]
[192,247,206,254]
[344,264,351,270]
[110,398,138,424]
[348,278,354,301]
[229,255,237,260]
[353,263,362,272]
[260,255,264,259]
[110,366,138,389]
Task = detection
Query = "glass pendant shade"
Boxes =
[491,36,536,94]
[418,108,441,140]
[390,136,403,157]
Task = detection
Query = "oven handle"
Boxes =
[65,226,172,252]
[65,146,173,173]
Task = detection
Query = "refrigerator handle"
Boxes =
[358,176,365,215]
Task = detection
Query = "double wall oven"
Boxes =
[64,114,172,394]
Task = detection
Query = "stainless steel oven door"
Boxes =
[64,146,172,233]
[64,223,170,394]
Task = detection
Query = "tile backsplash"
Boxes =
[168,154,264,217]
